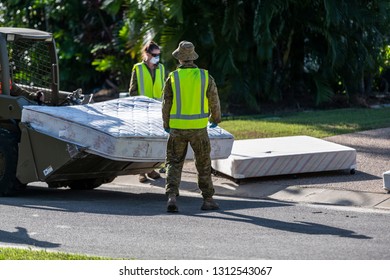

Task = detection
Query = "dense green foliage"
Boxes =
[1,0,389,113]
[0,0,129,92]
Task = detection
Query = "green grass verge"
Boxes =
[0,247,112,260]
[220,107,390,140]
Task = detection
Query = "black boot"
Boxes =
[201,197,220,210]
[167,195,178,212]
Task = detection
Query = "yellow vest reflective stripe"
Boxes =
[133,63,165,99]
[169,68,209,129]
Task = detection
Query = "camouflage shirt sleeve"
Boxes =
[207,74,222,124]
[128,70,138,96]
[161,75,173,130]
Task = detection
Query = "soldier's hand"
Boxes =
[209,122,218,128]
[36,90,44,104]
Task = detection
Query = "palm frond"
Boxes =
[313,75,334,104]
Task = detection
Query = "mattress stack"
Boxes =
[21,96,234,162]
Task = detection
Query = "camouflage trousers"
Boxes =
[165,128,215,199]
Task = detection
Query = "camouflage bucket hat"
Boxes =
[172,41,199,61]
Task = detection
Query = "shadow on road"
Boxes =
[191,209,371,240]
[0,185,371,242]
[0,227,61,248]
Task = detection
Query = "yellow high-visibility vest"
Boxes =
[133,62,165,99]
[169,68,209,129]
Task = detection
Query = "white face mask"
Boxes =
[150,56,160,65]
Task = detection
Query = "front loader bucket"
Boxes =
[17,123,163,185]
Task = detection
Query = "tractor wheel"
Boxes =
[68,177,116,190]
[0,129,26,196]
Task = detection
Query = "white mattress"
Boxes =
[21,96,234,161]
[211,136,357,179]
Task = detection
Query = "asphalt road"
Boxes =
[1,183,389,260]
[1,127,390,260]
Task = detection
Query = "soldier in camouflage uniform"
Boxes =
[129,41,165,183]
[162,41,221,212]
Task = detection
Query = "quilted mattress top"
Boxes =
[21,96,234,161]
[22,96,233,139]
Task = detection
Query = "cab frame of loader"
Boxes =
[0,27,162,196]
